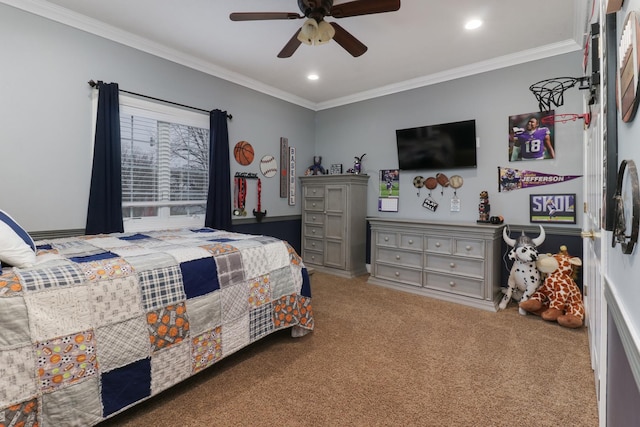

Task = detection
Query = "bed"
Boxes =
[0,223,313,427]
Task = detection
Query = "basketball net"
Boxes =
[529,77,579,112]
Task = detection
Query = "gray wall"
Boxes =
[0,3,315,232]
[315,53,584,227]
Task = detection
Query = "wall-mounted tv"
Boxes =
[395,119,477,170]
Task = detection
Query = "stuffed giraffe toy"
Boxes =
[519,245,584,328]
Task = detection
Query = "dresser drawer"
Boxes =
[304,185,325,198]
[304,211,324,225]
[304,198,324,212]
[376,231,398,247]
[303,251,324,266]
[453,238,484,258]
[425,236,452,254]
[425,254,484,278]
[303,224,324,238]
[304,237,323,253]
[400,233,423,251]
[377,248,422,268]
[375,263,422,287]
[424,272,484,298]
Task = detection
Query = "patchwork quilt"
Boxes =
[0,228,313,427]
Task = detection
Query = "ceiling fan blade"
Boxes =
[330,0,400,18]
[230,12,302,21]
[277,29,303,58]
[330,22,367,57]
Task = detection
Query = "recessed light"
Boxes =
[465,19,482,30]
[307,73,319,81]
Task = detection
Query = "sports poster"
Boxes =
[378,169,399,212]
[529,193,577,224]
[498,167,581,192]
[508,110,555,161]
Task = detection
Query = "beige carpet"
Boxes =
[99,272,598,427]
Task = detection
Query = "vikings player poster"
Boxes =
[508,110,555,161]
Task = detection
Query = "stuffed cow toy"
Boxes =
[519,245,584,328]
[500,225,545,315]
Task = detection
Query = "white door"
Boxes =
[582,2,607,424]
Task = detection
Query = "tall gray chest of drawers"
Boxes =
[368,218,504,311]
[300,174,369,278]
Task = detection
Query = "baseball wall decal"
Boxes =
[260,154,278,178]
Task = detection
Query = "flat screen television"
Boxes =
[395,119,477,170]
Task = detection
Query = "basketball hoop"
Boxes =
[529,77,581,112]
[540,113,591,127]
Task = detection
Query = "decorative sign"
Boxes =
[288,146,296,206]
[260,155,278,178]
[330,164,343,175]
[233,141,254,166]
[529,193,577,224]
[280,137,288,198]
[498,167,582,192]
[617,11,640,122]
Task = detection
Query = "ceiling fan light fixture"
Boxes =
[297,18,318,45]
[315,20,335,45]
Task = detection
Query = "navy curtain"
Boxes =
[86,82,124,235]
[204,109,232,230]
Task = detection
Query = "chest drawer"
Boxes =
[424,271,484,298]
[453,238,484,258]
[425,236,452,254]
[304,198,324,212]
[377,248,422,268]
[425,254,484,278]
[303,224,324,238]
[376,231,398,248]
[375,264,422,287]
[304,211,324,225]
[304,185,325,198]
[303,237,323,253]
[400,233,423,251]
[303,251,324,266]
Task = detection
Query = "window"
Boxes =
[119,96,209,231]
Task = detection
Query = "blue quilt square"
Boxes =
[191,228,215,233]
[37,244,53,250]
[301,268,312,298]
[101,358,151,417]
[209,238,235,242]
[119,233,151,241]
[180,257,219,299]
[69,251,118,263]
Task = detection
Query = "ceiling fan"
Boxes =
[230,0,401,58]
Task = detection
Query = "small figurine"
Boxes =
[306,156,326,175]
[353,153,366,174]
[478,190,490,222]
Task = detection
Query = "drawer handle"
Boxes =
[449,262,456,268]
[408,239,413,244]
[396,255,401,260]
[435,242,441,247]
[311,255,315,260]
[384,237,389,241]
[466,245,472,251]
[449,281,456,287]
[311,242,316,247]
[395,271,400,277]
[312,189,317,194]
[312,203,316,207]
[312,216,316,220]
[312,230,316,234]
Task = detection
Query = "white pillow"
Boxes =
[0,209,36,268]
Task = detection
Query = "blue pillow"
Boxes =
[0,209,36,267]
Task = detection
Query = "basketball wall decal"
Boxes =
[234,141,254,166]
[260,155,278,178]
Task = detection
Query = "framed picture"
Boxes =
[330,164,343,175]
[529,193,576,224]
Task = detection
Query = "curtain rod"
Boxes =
[88,80,232,119]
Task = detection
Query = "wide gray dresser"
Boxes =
[367,218,504,311]
[300,174,369,278]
